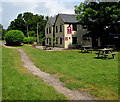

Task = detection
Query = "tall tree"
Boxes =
[7,12,48,42]
[75,2,120,46]
[7,13,26,35]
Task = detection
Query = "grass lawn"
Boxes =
[22,45,119,100]
[2,46,67,100]
[0,45,2,101]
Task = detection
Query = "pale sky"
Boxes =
[0,0,84,29]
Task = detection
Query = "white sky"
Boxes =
[1,0,84,29]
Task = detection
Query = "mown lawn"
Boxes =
[0,45,2,101]
[22,45,118,100]
[2,46,67,100]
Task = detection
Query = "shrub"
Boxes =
[23,37,36,44]
[5,30,24,45]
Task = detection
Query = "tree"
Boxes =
[7,12,48,44]
[75,2,120,47]
[0,24,7,40]
[27,31,36,37]
[7,14,26,35]
[0,24,2,40]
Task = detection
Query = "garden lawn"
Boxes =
[22,45,118,100]
[2,46,67,100]
[0,45,2,101]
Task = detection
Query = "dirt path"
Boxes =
[3,45,94,100]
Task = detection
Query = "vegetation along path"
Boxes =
[4,45,94,100]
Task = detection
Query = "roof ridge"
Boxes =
[58,13,76,15]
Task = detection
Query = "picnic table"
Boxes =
[95,48,116,58]
[105,45,115,48]
[80,46,93,53]
[43,45,52,50]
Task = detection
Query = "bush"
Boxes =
[23,37,35,44]
[5,30,24,45]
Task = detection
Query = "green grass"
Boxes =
[21,45,119,100]
[0,46,2,101]
[2,46,68,100]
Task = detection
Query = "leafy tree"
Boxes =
[0,24,7,40]
[0,24,2,40]
[75,2,120,46]
[5,30,25,46]
[7,14,26,35]
[27,31,36,37]
[7,12,48,44]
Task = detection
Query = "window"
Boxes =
[47,38,49,44]
[72,37,77,44]
[60,38,62,44]
[60,25,62,32]
[72,24,77,31]
[49,38,51,45]
[67,26,72,34]
[56,37,58,44]
[56,26,58,33]
[46,28,48,34]
[49,27,51,33]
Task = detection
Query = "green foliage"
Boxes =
[75,2,120,33]
[2,29,7,40]
[5,30,24,45]
[75,2,120,47]
[7,12,48,39]
[2,46,67,100]
[27,31,36,37]
[23,37,36,44]
[0,24,6,40]
[22,45,118,100]
[0,24,2,40]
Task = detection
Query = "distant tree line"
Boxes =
[1,12,49,44]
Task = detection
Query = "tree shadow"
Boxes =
[93,57,114,60]
[5,44,23,47]
[78,51,90,53]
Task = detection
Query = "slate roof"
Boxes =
[58,14,79,23]
[48,16,56,25]
[47,14,79,25]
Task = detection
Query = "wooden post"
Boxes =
[37,23,39,44]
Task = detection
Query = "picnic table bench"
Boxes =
[95,48,116,59]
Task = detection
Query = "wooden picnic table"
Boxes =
[80,46,93,53]
[95,48,116,58]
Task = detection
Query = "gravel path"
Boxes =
[3,45,94,100]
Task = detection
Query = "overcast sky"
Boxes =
[0,0,84,29]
